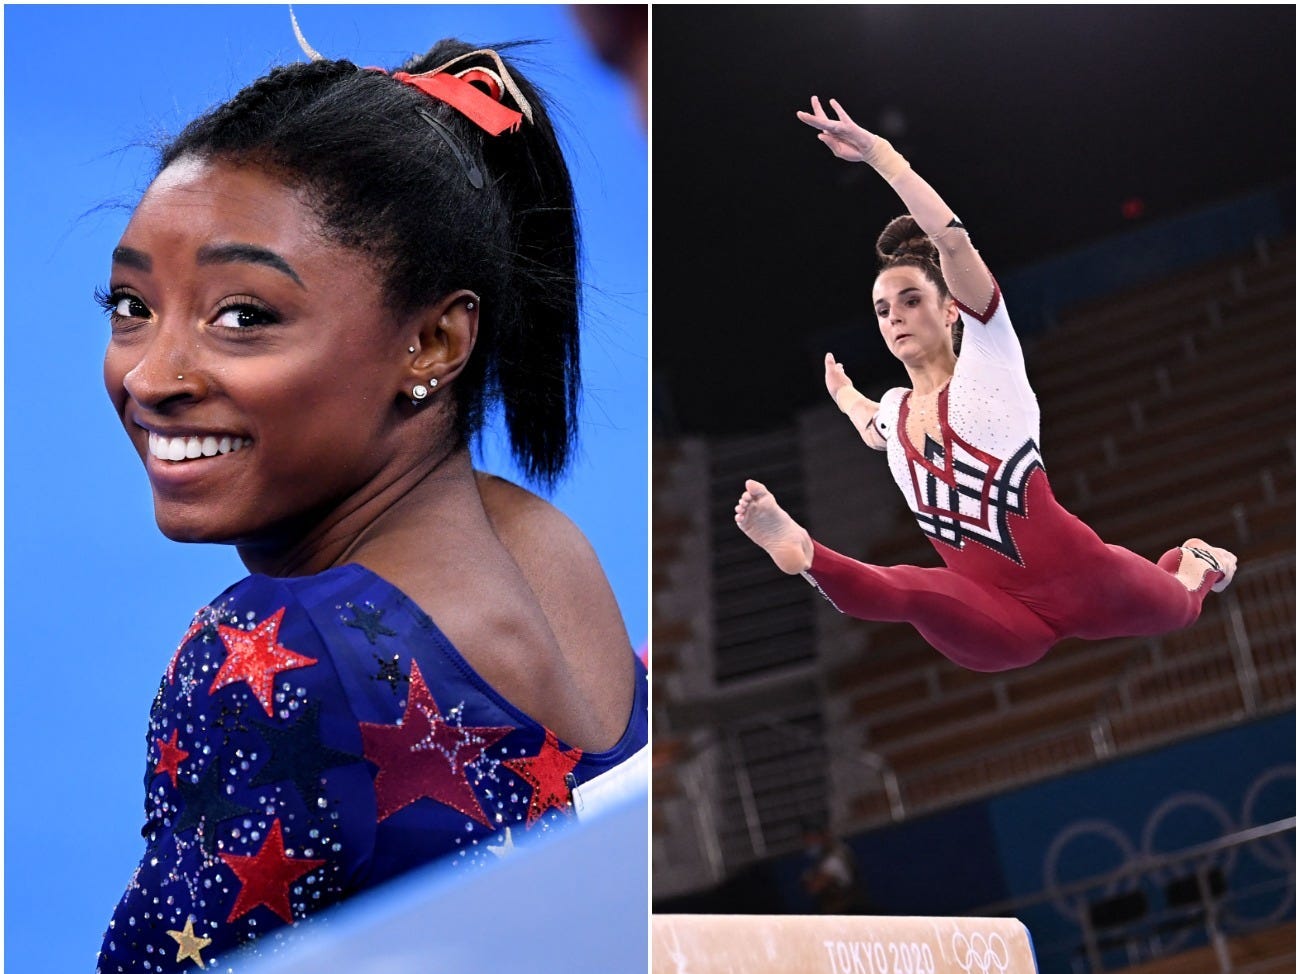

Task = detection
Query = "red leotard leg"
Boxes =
[806,541,1057,672]
[1065,544,1220,639]
[982,473,1224,640]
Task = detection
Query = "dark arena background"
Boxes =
[650,7,1295,973]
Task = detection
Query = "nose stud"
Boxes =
[177,375,184,380]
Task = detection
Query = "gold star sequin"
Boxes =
[487,825,516,859]
[166,918,212,969]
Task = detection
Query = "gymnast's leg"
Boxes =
[805,542,1057,670]
[1069,539,1237,639]
[735,480,1055,671]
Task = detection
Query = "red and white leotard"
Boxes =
[805,285,1219,672]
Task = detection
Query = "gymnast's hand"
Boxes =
[797,97,910,181]
[797,97,874,161]
[824,352,855,401]
[824,353,886,451]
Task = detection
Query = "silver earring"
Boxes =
[407,346,416,354]
[411,384,429,403]
[429,377,439,389]
[466,300,475,311]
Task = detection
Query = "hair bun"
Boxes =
[875,214,938,266]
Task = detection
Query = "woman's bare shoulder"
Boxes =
[475,472,634,748]
[475,473,608,574]
[474,473,629,643]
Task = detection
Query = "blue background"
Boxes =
[3,6,646,971]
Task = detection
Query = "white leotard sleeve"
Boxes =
[948,284,1041,460]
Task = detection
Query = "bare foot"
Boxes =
[1178,539,1238,593]
[734,479,814,574]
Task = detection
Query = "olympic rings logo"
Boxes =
[1043,766,1294,928]
[950,931,1009,974]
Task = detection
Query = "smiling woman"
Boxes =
[100,157,443,553]
[84,31,646,974]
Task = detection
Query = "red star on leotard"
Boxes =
[359,659,512,826]
[220,818,325,924]
[153,727,190,788]
[167,610,207,685]
[504,729,583,827]
[209,607,316,716]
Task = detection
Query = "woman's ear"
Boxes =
[402,291,480,395]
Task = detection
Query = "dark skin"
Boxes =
[103,156,633,751]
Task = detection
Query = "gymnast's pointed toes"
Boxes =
[1182,539,1237,593]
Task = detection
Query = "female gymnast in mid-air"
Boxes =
[735,97,1237,673]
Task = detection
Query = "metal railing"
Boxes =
[654,712,902,890]
[970,818,1296,974]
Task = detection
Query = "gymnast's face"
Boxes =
[102,156,413,547]
[872,266,958,366]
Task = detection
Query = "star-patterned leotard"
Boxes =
[97,564,647,972]
[804,283,1222,672]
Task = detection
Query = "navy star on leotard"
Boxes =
[371,653,409,694]
[249,700,363,804]
[342,601,397,644]
[174,760,254,854]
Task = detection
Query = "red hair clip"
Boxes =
[391,49,533,137]
[391,69,522,137]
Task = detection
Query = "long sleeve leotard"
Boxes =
[805,283,1220,672]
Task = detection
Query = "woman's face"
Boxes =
[103,156,412,546]
[872,265,957,366]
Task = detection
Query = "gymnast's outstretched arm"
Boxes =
[797,96,996,319]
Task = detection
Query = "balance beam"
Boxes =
[653,914,1039,974]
